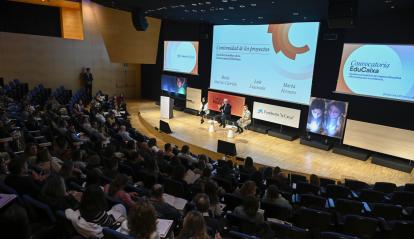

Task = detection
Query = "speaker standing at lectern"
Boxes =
[218,99,232,128]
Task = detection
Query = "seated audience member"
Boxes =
[194,193,224,234]
[24,143,38,166]
[262,185,292,211]
[163,143,175,160]
[40,175,80,211]
[0,203,31,239]
[36,148,61,173]
[147,138,159,153]
[234,180,257,197]
[119,199,159,239]
[149,184,181,221]
[234,196,264,224]
[69,124,89,143]
[241,156,257,175]
[118,125,135,142]
[309,174,321,187]
[83,168,103,188]
[59,160,83,187]
[102,156,119,179]
[172,164,188,186]
[5,158,41,197]
[177,211,211,239]
[204,180,223,217]
[65,185,127,238]
[104,174,137,207]
[177,145,198,165]
[273,172,291,192]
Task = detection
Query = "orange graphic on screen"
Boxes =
[267,24,310,60]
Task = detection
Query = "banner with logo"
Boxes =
[208,91,245,117]
[253,102,301,128]
[186,87,202,111]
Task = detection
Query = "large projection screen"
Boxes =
[335,43,414,103]
[344,120,414,161]
[163,41,199,75]
[210,22,320,105]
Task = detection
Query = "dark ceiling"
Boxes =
[92,0,414,24]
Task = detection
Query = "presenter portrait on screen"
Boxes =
[236,104,251,133]
[199,97,209,124]
[306,98,325,134]
[218,99,232,128]
[323,101,346,138]
[176,77,187,95]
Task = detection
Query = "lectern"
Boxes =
[160,96,174,119]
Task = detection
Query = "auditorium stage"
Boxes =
[128,100,414,186]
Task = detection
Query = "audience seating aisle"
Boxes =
[0,81,414,239]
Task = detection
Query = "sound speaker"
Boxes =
[159,120,172,134]
[328,0,358,28]
[217,140,237,156]
[131,8,148,31]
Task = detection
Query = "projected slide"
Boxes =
[210,22,320,105]
[306,97,348,139]
[336,43,414,102]
[161,74,187,95]
[164,41,199,75]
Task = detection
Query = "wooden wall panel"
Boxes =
[0,1,142,98]
[91,4,161,64]
[61,7,84,40]
[344,120,414,161]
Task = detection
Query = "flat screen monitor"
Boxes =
[217,140,237,156]
[306,97,349,139]
[161,74,187,96]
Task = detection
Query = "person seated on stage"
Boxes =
[199,97,209,124]
[218,99,232,128]
[236,104,251,133]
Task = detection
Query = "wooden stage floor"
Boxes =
[129,100,414,186]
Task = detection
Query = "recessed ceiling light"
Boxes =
[229,6,234,10]
[224,18,229,21]
[293,12,299,16]
[205,1,211,4]
[242,18,246,21]
[258,16,263,19]
[240,5,245,8]
[251,3,257,7]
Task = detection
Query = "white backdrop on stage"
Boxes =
[186,87,202,111]
[253,102,301,128]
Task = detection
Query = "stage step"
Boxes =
[332,145,370,161]
[268,129,299,141]
[300,137,332,151]
[248,125,271,134]
[371,154,413,173]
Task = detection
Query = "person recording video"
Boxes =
[218,99,231,128]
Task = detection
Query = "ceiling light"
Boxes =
[240,5,245,8]
[293,12,299,16]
